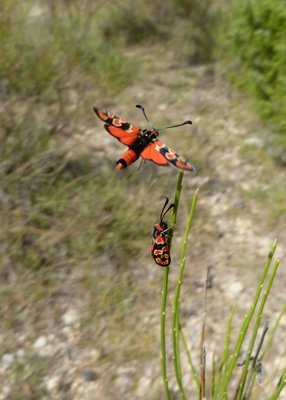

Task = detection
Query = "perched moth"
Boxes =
[93,105,196,172]
[152,197,175,267]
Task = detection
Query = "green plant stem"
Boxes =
[212,352,216,398]
[160,172,184,400]
[180,322,200,390]
[200,268,209,400]
[218,238,278,399]
[213,305,236,399]
[261,303,286,359]
[243,323,269,399]
[168,172,184,249]
[172,189,199,399]
[236,258,280,399]
[268,369,286,400]
[161,267,171,400]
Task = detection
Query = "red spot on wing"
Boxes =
[155,258,170,266]
[155,142,196,172]
[156,236,165,244]
[94,107,140,131]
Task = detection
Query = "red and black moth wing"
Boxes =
[94,106,196,172]
[140,140,169,166]
[141,140,196,172]
[93,107,140,147]
[151,197,175,267]
[152,227,171,266]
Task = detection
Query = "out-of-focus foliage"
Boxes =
[226,0,286,140]
[100,0,217,64]
[0,0,215,275]
[0,0,137,97]
[0,0,217,100]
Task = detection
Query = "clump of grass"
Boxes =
[222,0,286,141]
[0,0,137,97]
[159,174,286,399]
[99,0,217,63]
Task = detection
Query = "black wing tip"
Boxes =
[175,163,197,173]
[93,107,98,115]
[186,164,196,173]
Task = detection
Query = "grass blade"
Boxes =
[160,172,184,400]
[199,268,209,400]
[236,258,280,399]
[261,303,286,359]
[180,324,200,390]
[161,267,171,400]
[172,188,199,399]
[213,306,236,399]
[268,369,286,400]
[218,238,278,398]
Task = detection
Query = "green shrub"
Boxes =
[227,0,286,136]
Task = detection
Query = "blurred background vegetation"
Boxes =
[225,0,286,146]
[1,0,285,270]
[0,0,219,290]
[0,0,286,398]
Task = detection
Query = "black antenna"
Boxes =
[157,120,192,131]
[136,104,192,131]
[160,197,175,223]
[136,104,154,128]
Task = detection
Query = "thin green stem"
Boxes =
[160,172,184,400]
[236,258,280,399]
[213,305,236,399]
[218,238,278,399]
[161,267,171,400]
[168,172,184,249]
[172,189,199,399]
[261,303,286,359]
[212,352,216,398]
[180,324,200,390]
[268,369,286,400]
[200,268,209,400]
[243,323,268,399]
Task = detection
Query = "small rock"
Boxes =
[28,4,46,19]
[114,367,134,394]
[136,376,153,397]
[58,380,72,392]
[89,348,102,363]
[0,385,11,400]
[45,376,60,393]
[48,334,55,342]
[17,334,27,344]
[1,353,15,370]
[16,349,25,362]
[83,369,99,382]
[33,336,47,349]
[62,309,80,327]
[243,137,263,147]
[227,280,244,297]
